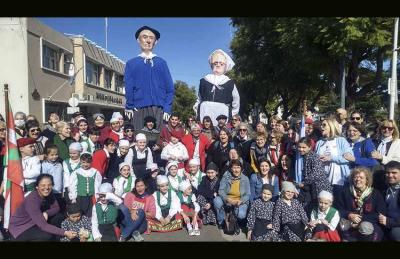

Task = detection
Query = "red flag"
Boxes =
[3,85,25,229]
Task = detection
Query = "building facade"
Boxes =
[0,17,125,125]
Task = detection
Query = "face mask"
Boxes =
[15,119,25,128]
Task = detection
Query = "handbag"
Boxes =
[339,218,352,231]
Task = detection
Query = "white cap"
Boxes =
[118,139,130,147]
[69,142,83,152]
[99,183,113,194]
[119,162,131,172]
[135,133,147,141]
[110,117,119,124]
[112,112,123,119]
[318,190,333,201]
[281,181,298,194]
[156,175,169,185]
[179,180,191,192]
[188,158,200,166]
[166,161,178,172]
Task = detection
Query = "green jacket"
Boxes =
[53,134,73,161]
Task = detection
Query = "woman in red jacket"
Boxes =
[92,138,116,178]
[181,123,211,172]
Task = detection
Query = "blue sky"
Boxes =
[38,17,234,89]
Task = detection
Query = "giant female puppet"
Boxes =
[193,49,240,126]
[124,26,175,131]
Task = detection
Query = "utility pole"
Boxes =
[389,17,398,120]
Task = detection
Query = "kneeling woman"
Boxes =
[272,181,309,242]
[335,167,386,241]
[9,174,77,241]
[148,175,183,232]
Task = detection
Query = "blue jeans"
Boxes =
[119,205,147,239]
[213,196,248,225]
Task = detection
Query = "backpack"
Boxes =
[223,205,240,235]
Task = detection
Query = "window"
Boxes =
[64,54,73,75]
[42,45,59,71]
[86,60,100,86]
[115,74,124,93]
[104,69,112,89]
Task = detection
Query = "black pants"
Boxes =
[12,225,54,241]
[77,196,93,217]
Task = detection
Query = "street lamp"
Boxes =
[47,65,82,100]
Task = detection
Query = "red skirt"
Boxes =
[313,229,341,242]
[181,204,202,228]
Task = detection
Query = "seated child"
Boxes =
[69,153,102,217]
[177,181,201,236]
[113,162,136,199]
[148,175,182,232]
[41,144,65,212]
[272,181,309,242]
[305,190,341,242]
[160,130,188,176]
[197,162,220,225]
[166,161,185,193]
[60,203,92,242]
[92,183,123,241]
[247,184,279,241]
[186,159,205,192]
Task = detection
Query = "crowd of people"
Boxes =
[1,22,398,243]
[0,107,399,242]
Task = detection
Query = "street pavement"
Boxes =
[143,225,249,242]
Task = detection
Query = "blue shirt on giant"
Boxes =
[124,56,174,113]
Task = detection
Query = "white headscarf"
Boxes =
[208,49,235,73]
[318,190,333,201]
[156,175,169,185]
[69,142,83,152]
[179,180,191,192]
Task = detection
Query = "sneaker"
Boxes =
[188,229,195,236]
[132,231,144,242]
[193,229,200,236]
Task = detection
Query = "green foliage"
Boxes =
[230,17,395,118]
[172,80,197,123]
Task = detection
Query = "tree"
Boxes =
[230,17,394,119]
[172,80,197,123]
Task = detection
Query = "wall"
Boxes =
[0,18,29,117]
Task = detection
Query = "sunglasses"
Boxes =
[0,128,5,132]
[30,128,41,133]
[382,126,394,131]
[351,117,361,121]
[239,129,247,132]
[125,129,134,132]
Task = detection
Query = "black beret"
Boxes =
[216,114,228,121]
[135,26,160,40]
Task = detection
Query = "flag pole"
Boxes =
[105,17,108,52]
[4,84,9,147]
